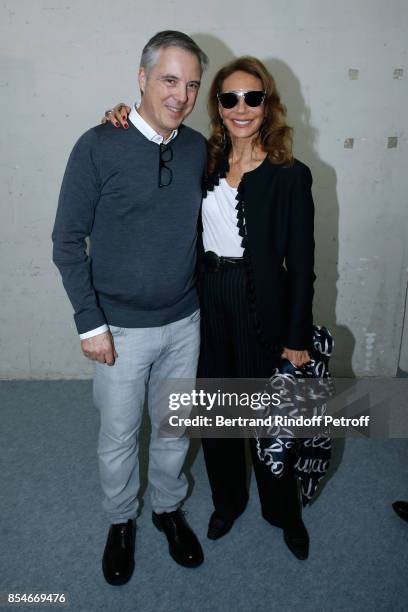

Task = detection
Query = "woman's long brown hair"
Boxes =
[207,56,293,177]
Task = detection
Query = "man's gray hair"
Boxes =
[140,30,209,76]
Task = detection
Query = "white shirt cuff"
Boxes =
[79,324,109,340]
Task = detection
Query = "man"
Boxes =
[52,31,208,585]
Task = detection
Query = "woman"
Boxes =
[105,57,315,560]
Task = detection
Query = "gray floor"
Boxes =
[0,381,407,612]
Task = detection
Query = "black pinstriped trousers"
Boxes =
[198,261,301,528]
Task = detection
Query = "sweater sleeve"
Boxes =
[52,130,107,334]
[284,164,316,350]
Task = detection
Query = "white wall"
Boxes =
[1,0,407,378]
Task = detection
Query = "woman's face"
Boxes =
[218,70,265,142]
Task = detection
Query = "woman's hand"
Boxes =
[281,347,310,368]
[101,103,131,128]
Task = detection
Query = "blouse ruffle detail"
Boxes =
[234,176,280,354]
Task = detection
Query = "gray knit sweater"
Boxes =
[52,122,207,333]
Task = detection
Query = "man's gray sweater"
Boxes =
[52,122,207,333]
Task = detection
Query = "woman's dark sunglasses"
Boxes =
[217,90,266,109]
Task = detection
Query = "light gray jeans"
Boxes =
[93,309,200,523]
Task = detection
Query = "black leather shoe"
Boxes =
[207,512,234,540]
[152,509,204,568]
[102,519,135,585]
[283,520,309,560]
[392,500,408,523]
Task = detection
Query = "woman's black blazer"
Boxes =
[200,156,316,352]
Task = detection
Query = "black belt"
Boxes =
[203,250,245,272]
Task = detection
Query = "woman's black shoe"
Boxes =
[102,519,135,585]
[207,512,234,540]
[392,500,408,523]
[283,520,309,560]
[152,509,204,568]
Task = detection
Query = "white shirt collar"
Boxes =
[128,102,178,145]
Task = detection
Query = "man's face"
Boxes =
[138,46,202,138]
